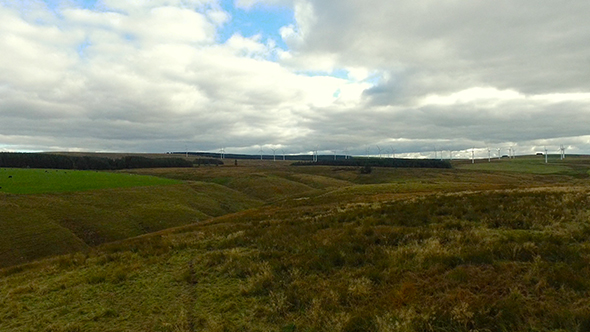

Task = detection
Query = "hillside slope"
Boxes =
[0,182,263,268]
[2,187,590,331]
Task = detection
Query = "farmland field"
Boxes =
[455,155,590,177]
[3,155,590,331]
[0,168,180,194]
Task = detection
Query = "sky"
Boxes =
[1,0,590,158]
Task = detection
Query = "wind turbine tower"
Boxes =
[544,146,548,164]
[487,147,491,162]
[259,147,264,160]
[271,148,276,161]
[497,148,501,160]
[390,146,396,159]
[313,146,319,162]
[377,145,383,159]
[471,148,475,164]
[560,145,566,160]
[282,149,286,161]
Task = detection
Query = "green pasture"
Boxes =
[455,155,590,176]
[0,168,180,194]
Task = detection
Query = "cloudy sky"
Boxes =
[1,0,589,158]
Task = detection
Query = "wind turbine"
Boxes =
[471,148,475,164]
[497,148,501,160]
[344,148,350,160]
[376,145,383,159]
[219,147,225,159]
[560,145,566,160]
[315,145,319,162]
[544,146,548,164]
[508,147,513,159]
[271,148,276,161]
[487,147,491,162]
[282,149,286,161]
[390,146,396,159]
[259,146,264,160]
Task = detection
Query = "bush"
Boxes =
[359,165,372,174]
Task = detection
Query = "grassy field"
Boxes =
[0,168,180,194]
[0,169,264,268]
[3,156,590,331]
[455,155,590,177]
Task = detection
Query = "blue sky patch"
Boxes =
[43,0,97,10]
[296,69,349,80]
[218,0,293,50]
[76,38,91,57]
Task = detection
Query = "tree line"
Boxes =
[0,153,194,170]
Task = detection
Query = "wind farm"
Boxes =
[163,141,578,170]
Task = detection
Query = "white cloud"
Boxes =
[345,67,371,82]
[127,6,214,44]
[206,8,230,26]
[99,0,219,13]
[421,88,524,107]
[278,0,313,49]
[224,33,268,57]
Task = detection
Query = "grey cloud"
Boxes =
[292,0,590,95]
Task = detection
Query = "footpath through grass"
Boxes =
[0,168,180,194]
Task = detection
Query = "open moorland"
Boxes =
[2,154,590,331]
